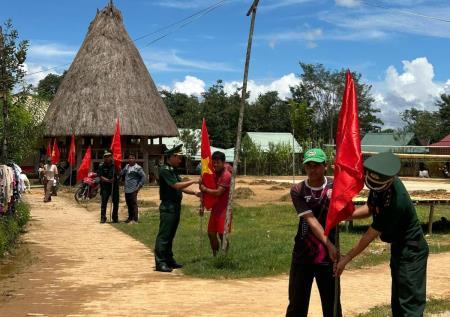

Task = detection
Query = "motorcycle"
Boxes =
[74,172,100,202]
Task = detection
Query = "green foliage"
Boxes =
[437,94,450,138]
[290,63,383,143]
[161,90,202,129]
[0,95,45,163]
[36,72,65,101]
[400,108,442,144]
[0,201,30,257]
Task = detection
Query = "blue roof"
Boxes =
[361,132,427,154]
[246,132,303,153]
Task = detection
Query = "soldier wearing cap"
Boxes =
[335,152,429,317]
[97,151,120,223]
[155,144,201,272]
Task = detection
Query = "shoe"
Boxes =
[125,219,132,224]
[100,219,106,224]
[156,264,173,273]
[112,220,119,223]
[169,262,183,269]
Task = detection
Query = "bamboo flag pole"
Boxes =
[333,226,341,317]
[222,0,260,251]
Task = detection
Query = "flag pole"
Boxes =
[334,226,341,317]
[222,0,260,252]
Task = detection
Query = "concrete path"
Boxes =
[0,192,449,316]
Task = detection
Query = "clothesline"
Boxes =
[0,163,25,215]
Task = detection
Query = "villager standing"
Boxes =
[120,153,145,223]
[155,144,201,272]
[286,148,340,317]
[199,151,232,256]
[335,152,429,317]
[97,151,119,223]
[43,157,58,203]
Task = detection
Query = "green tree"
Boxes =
[437,94,450,138]
[179,129,200,174]
[289,100,314,141]
[36,72,65,101]
[290,63,383,144]
[400,108,441,144]
[0,19,29,162]
[160,90,201,129]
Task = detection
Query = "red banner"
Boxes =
[46,140,52,158]
[201,118,217,209]
[68,134,76,167]
[51,139,61,164]
[325,71,364,235]
[110,118,122,169]
[77,146,91,182]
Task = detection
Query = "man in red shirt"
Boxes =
[200,151,232,256]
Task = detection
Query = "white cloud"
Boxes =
[223,73,301,102]
[143,49,237,73]
[173,76,206,96]
[162,73,300,101]
[335,0,360,8]
[22,63,63,87]
[372,57,448,128]
[29,43,76,58]
[262,28,323,48]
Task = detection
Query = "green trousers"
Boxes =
[154,201,181,268]
[390,238,429,317]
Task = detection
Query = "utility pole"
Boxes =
[223,0,260,251]
[0,26,8,163]
[292,128,295,184]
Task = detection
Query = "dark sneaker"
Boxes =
[100,219,106,224]
[125,219,132,224]
[156,264,173,273]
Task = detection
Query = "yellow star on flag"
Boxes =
[201,157,213,175]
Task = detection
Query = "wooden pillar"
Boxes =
[427,204,435,235]
[141,136,149,183]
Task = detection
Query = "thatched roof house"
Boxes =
[43,2,177,137]
[41,2,178,181]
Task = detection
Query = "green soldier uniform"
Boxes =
[97,153,119,223]
[155,145,184,272]
[365,152,428,317]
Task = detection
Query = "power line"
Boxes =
[360,0,450,24]
[24,0,230,79]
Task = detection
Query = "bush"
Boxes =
[0,202,30,257]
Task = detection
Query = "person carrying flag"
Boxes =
[286,148,341,317]
[335,152,428,317]
[97,151,120,223]
[155,144,201,273]
[200,151,232,256]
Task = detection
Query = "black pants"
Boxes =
[155,202,181,268]
[125,191,139,221]
[286,262,342,317]
[100,186,119,222]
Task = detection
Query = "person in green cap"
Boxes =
[97,151,120,223]
[155,144,201,273]
[286,148,340,317]
[335,152,428,317]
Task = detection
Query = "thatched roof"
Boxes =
[43,2,178,137]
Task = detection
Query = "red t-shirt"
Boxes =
[211,169,232,217]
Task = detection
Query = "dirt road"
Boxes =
[0,192,449,316]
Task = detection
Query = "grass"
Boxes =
[114,204,450,279]
[357,298,450,317]
[0,202,30,258]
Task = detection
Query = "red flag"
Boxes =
[51,139,61,164]
[201,118,217,209]
[77,146,92,182]
[110,118,122,169]
[46,140,52,158]
[325,71,364,235]
[68,134,76,167]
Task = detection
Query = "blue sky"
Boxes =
[2,0,450,127]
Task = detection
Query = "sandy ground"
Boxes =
[0,191,449,317]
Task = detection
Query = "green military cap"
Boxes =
[103,151,112,157]
[303,148,327,164]
[364,152,400,191]
[164,144,183,156]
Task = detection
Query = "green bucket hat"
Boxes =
[303,148,327,164]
